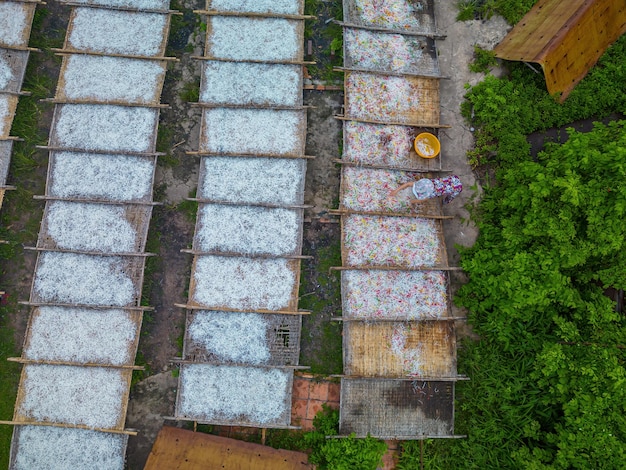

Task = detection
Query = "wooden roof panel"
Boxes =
[145,426,313,470]
[494,0,626,100]
[494,0,589,62]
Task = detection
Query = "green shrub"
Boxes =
[468,46,498,73]
[415,122,626,468]
[305,405,387,470]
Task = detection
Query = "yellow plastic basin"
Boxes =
[414,132,441,158]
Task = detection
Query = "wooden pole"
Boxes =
[335,115,450,129]
[33,195,162,206]
[170,358,310,370]
[188,198,311,210]
[191,102,310,111]
[333,159,449,174]
[52,48,178,61]
[330,373,470,381]
[181,249,312,260]
[6,357,145,370]
[195,10,315,21]
[23,246,156,257]
[174,303,310,315]
[330,265,461,272]
[334,66,446,80]
[328,209,453,220]
[186,151,315,160]
[37,145,164,157]
[192,55,315,66]
[18,301,153,311]
[0,420,138,436]
[335,20,446,39]
[331,316,467,322]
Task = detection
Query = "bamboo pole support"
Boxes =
[175,303,310,315]
[181,249,312,260]
[186,151,315,160]
[3,46,39,52]
[52,48,179,61]
[334,66,447,80]
[191,55,315,66]
[170,358,310,370]
[163,416,301,430]
[188,198,311,210]
[335,115,451,129]
[330,316,466,322]
[191,102,311,111]
[7,357,145,370]
[333,159,451,173]
[63,1,181,14]
[41,98,170,109]
[330,265,461,272]
[0,420,138,435]
[37,145,165,157]
[335,20,446,39]
[19,301,154,311]
[329,373,469,381]
[328,208,453,220]
[195,10,316,21]
[326,434,467,440]
[23,246,156,257]
[33,195,163,206]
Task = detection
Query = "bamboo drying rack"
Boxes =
[12,365,134,431]
[339,213,449,269]
[43,150,158,204]
[197,107,308,158]
[185,255,302,313]
[203,16,305,63]
[36,202,153,253]
[47,104,161,154]
[182,310,303,366]
[62,8,174,58]
[27,251,147,308]
[342,320,457,378]
[0,2,38,49]
[20,306,143,367]
[173,363,295,428]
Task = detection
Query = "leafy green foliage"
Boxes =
[304,405,387,470]
[0,305,21,469]
[468,46,498,74]
[456,0,538,24]
[456,1,477,21]
[464,34,626,167]
[299,240,343,375]
[179,80,200,103]
[413,122,626,468]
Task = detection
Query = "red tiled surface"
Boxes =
[293,377,310,399]
[328,382,340,402]
[380,440,400,470]
[306,400,325,420]
[291,375,341,431]
[309,381,329,401]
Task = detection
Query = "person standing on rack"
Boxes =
[389,175,463,204]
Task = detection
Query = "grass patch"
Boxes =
[179,80,200,103]
[177,189,198,224]
[456,0,538,23]
[468,45,498,73]
[299,238,343,375]
[0,304,21,469]
[156,123,179,167]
